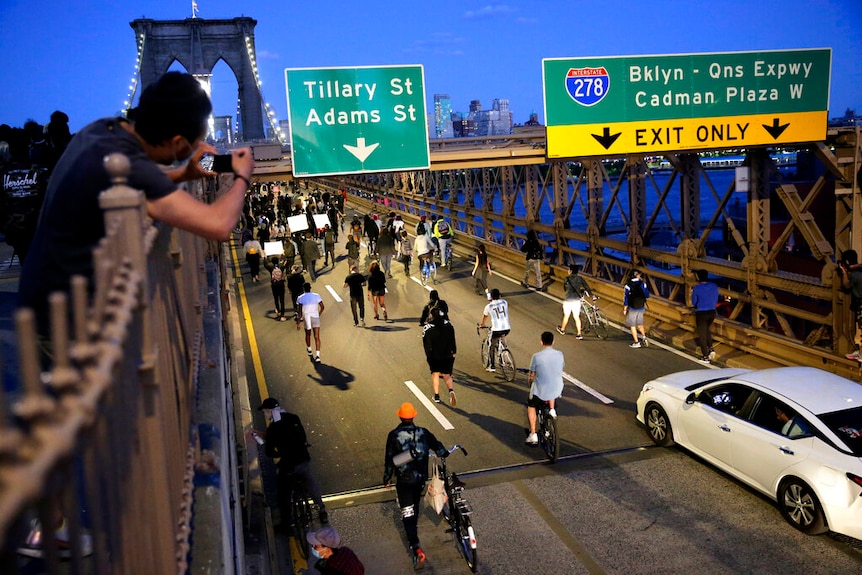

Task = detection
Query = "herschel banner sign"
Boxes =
[542,48,832,157]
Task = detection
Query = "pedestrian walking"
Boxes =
[367,261,389,321]
[399,229,413,275]
[343,265,367,327]
[323,224,336,267]
[557,264,593,338]
[345,234,361,272]
[839,249,862,362]
[287,264,305,318]
[383,403,449,571]
[244,238,263,282]
[265,256,287,321]
[472,244,491,294]
[520,229,544,290]
[623,269,650,348]
[378,227,396,277]
[691,269,719,363]
[301,231,321,281]
[422,308,457,405]
[297,282,325,362]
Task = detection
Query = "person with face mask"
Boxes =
[18,71,254,335]
[305,526,365,574]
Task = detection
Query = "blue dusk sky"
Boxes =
[0,0,860,133]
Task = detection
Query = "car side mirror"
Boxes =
[685,392,697,405]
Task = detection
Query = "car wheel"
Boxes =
[778,478,827,535]
[645,403,673,447]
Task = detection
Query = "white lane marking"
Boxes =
[405,380,454,430]
[410,276,433,291]
[325,284,343,302]
[562,371,614,404]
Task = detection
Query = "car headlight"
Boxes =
[641,384,654,394]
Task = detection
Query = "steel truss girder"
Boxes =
[320,127,861,365]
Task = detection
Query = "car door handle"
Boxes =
[779,446,795,455]
[718,425,731,432]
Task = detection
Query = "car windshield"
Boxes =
[818,406,862,456]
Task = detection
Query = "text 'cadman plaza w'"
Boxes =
[542,48,832,158]
[285,65,430,177]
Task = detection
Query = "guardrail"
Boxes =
[0,156,226,573]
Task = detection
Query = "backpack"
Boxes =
[417,222,426,236]
[627,280,646,308]
[436,220,452,239]
[271,266,284,282]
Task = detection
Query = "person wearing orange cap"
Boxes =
[383,402,448,571]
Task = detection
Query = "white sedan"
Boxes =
[636,366,862,540]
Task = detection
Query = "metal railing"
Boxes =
[0,154,222,574]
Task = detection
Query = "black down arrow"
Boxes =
[762,118,790,139]
[591,127,622,150]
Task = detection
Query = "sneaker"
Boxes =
[699,356,711,363]
[556,326,566,335]
[354,323,360,328]
[280,316,287,322]
[709,349,717,361]
[307,347,313,356]
[629,341,642,348]
[412,547,426,570]
[548,408,557,418]
[361,320,366,327]
[520,281,528,288]
[449,390,457,407]
[319,510,329,524]
[485,366,496,372]
[433,394,441,403]
[314,354,321,363]
[525,433,539,445]
[641,337,649,347]
[846,350,860,360]
[575,334,584,340]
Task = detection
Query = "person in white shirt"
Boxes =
[478,288,511,371]
[296,282,325,362]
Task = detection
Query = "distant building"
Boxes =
[212,115,232,144]
[829,107,860,127]
[433,94,454,139]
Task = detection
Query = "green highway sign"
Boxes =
[542,48,832,157]
[285,65,430,176]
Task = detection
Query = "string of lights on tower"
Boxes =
[245,35,285,143]
[122,33,147,115]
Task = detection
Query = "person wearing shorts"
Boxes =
[297,282,325,362]
[422,308,457,406]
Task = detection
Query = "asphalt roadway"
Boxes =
[232,211,862,575]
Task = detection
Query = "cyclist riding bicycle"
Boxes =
[414,232,436,276]
[526,331,564,445]
[479,288,511,372]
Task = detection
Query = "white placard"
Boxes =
[263,241,283,256]
[313,214,332,230]
[287,214,309,233]
[735,166,750,193]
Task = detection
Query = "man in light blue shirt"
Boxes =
[526,331,565,445]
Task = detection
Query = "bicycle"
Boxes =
[476,325,516,382]
[288,472,314,559]
[534,400,560,463]
[579,296,609,339]
[419,253,437,285]
[432,445,478,572]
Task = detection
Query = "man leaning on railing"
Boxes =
[18,71,254,337]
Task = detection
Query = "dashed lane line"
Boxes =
[563,371,614,404]
[324,284,343,302]
[405,380,455,430]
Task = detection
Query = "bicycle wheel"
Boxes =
[480,338,491,368]
[579,309,592,335]
[291,491,311,559]
[593,312,609,339]
[455,509,478,572]
[540,413,560,463]
[499,349,516,382]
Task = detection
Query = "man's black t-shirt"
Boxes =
[19,118,176,326]
[264,410,312,469]
[344,271,366,299]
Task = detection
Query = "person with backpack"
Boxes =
[623,269,650,348]
[433,217,454,269]
[520,229,544,290]
[265,256,288,321]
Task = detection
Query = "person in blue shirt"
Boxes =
[623,269,650,348]
[691,269,720,363]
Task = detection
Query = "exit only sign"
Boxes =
[285,65,431,177]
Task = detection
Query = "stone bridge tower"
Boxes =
[130,17,265,141]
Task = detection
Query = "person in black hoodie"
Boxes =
[422,308,457,406]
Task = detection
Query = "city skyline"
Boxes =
[0,1,859,136]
